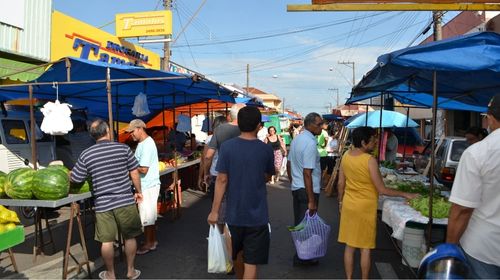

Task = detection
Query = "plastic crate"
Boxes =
[0,226,24,252]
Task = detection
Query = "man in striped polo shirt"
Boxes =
[71,119,143,280]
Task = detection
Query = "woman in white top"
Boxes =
[324,128,339,187]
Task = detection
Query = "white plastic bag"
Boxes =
[280,156,288,176]
[40,100,73,135]
[132,92,150,117]
[207,225,227,273]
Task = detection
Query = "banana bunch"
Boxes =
[0,205,20,234]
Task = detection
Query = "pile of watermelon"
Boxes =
[0,165,92,200]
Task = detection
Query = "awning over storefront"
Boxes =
[0,57,45,82]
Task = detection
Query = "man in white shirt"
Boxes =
[447,93,500,279]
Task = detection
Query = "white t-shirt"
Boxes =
[326,137,339,156]
[449,128,500,266]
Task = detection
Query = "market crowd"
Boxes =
[66,93,500,280]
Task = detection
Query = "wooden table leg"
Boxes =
[8,248,18,272]
[75,203,91,278]
[62,202,91,279]
[62,202,75,279]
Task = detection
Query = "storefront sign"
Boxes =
[51,11,161,69]
[116,10,172,38]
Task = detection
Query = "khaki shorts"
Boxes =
[138,185,160,226]
[95,204,142,243]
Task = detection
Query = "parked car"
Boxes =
[421,137,468,188]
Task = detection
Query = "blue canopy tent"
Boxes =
[352,32,500,107]
[351,31,500,242]
[0,57,236,123]
[0,57,236,170]
[322,113,343,121]
[347,88,487,113]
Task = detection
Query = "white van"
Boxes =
[0,107,56,173]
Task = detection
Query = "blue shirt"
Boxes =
[135,136,161,190]
[216,137,275,227]
[288,130,321,194]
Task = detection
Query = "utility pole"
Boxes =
[338,61,355,87]
[329,88,339,107]
[246,64,250,89]
[163,0,172,71]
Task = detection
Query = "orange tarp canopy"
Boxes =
[117,100,231,143]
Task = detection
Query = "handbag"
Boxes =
[289,210,331,260]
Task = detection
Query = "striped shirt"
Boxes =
[71,140,139,213]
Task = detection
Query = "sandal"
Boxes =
[99,271,112,280]
[136,247,155,255]
[128,269,141,280]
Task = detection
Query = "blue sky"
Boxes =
[54,0,458,116]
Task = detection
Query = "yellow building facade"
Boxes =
[51,11,161,69]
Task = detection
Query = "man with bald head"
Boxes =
[70,119,143,279]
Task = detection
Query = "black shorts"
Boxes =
[228,224,270,265]
[320,157,329,171]
[326,156,336,174]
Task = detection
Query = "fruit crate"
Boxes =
[0,226,24,252]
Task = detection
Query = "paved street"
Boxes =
[1,178,415,279]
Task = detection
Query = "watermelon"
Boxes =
[70,179,92,194]
[0,171,6,198]
[47,165,70,174]
[32,168,69,200]
[4,168,35,199]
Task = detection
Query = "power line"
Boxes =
[171,12,390,48]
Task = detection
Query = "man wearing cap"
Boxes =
[126,119,161,255]
[447,93,500,278]
[71,119,142,280]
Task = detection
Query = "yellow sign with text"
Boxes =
[51,11,161,69]
[116,10,172,38]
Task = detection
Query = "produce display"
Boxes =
[0,171,6,198]
[32,168,69,200]
[1,164,92,201]
[380,160,397,169]
[409,196,451,219]
[0,205,21,233]
[4,168,36,199]
[385,180,440,196]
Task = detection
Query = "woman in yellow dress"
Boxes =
[337,127,417,279]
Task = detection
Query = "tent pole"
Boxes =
[427,71,438,251]
[378,93,384,162]
[29,85,38,170]
[65,58,71,82]
[115,86,119,138]
[365,105,368,126]
[106,68,114,141]
[162,96,166,155]
[172,93,180,219]
[402,107,410,163]
[206,100,209,133]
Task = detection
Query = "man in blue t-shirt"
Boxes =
[207,106,275,279]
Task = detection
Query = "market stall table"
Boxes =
[0,192,92,279]
[159,158,201,218]
[381,198,447,241]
